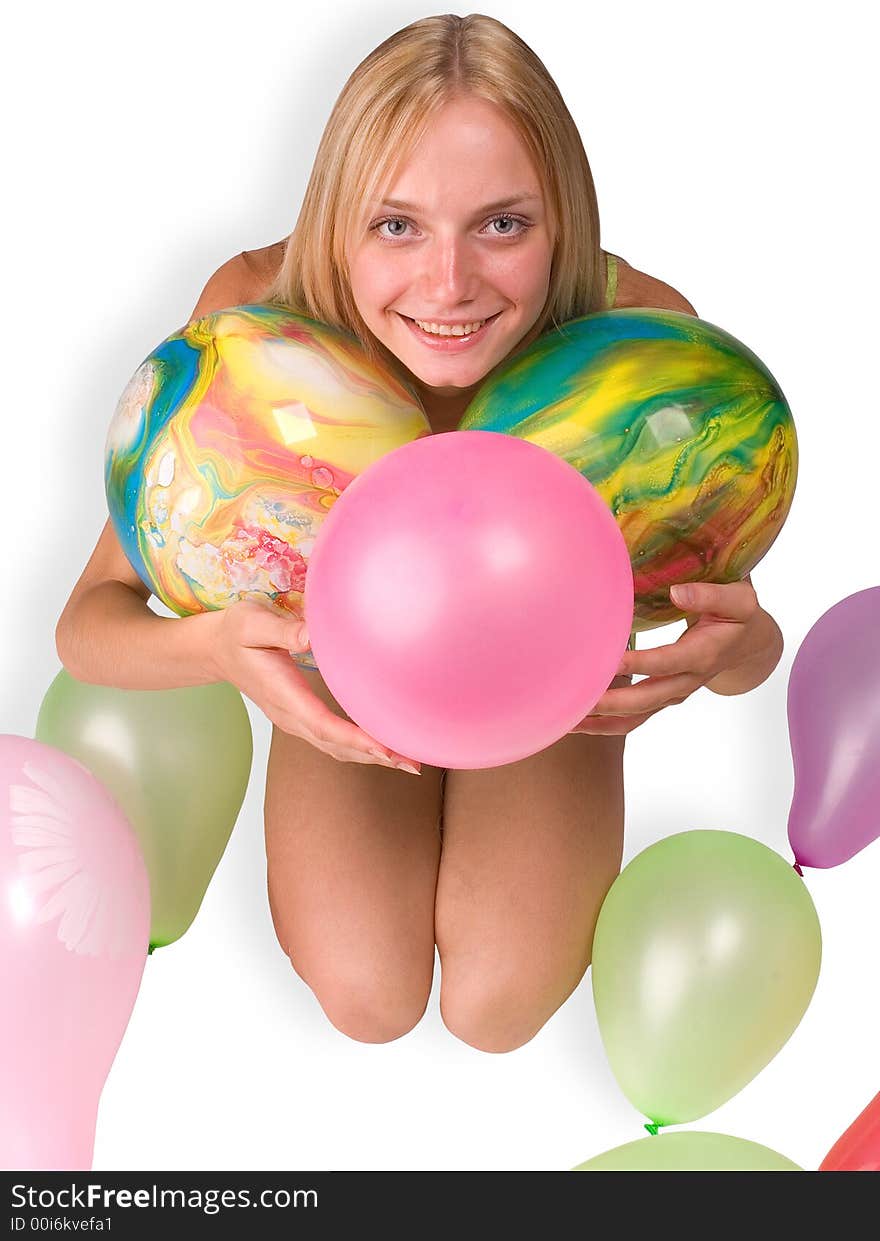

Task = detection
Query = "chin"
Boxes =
[411,345,507,379]
[411,363,493,393]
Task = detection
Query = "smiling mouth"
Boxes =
[397,311,503,341]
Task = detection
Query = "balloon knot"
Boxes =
[644,1123,662,1136]
[793,861,804,877]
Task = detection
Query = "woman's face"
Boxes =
[346,95,556,399]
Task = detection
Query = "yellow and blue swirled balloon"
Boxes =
[105,305,430,669]
[460,308,797,631]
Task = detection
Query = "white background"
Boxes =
[3,0,878,1172]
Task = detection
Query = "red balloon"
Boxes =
[819,1091,880,1171]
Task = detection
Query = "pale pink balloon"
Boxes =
[0,734,150,1170]
[305,431,634,768]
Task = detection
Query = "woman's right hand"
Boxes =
[206,599,421,773]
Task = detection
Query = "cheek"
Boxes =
[484,246,552,303]
[349,254,401,315]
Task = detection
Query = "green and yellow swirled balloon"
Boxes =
[460,309,796,631]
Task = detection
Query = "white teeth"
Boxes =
[413,318,486,337]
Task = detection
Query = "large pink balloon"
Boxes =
[0,734,151,1170]
[305,431,634,768]
[787,586,880,868]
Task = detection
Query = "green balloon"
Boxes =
[573,1131,802,1171]
[36,669,253,951]
[591,830,821,1125]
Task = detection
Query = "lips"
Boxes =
[397,311,502,350]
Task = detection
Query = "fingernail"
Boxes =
[396,762,421,776]
[298,624,310,647]
[671,584,693,606]
[369,748,395,765]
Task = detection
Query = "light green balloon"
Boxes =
[573,1131,803,1171]
[36,669,253,951]
[591,830,821,1125]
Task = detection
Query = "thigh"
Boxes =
[264,668,445,1032]
[434,728,626,1048]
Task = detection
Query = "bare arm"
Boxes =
[54,522,225,688]
[54,258,420,770]
[613,264,783,696]
[55,257,251,689]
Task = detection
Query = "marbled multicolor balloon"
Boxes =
[460,309,797,631]
[105,305,430,668]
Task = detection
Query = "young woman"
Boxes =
[56,15,783,1054]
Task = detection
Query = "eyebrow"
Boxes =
[372,193,543,214]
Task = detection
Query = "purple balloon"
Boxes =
[787,586,880,868]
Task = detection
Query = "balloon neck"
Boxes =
[793,861,804,877]
[644,1123,662,1136]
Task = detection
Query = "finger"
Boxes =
[267,649,420,770]
[620,635,709,679]
[253,649,411,766]
[236,601,311,653]
[587,672,702,717]
[670,579,758,621]
[572,708,660,736]
[293,695,421,772]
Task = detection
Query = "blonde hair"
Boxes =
[264,13,604,374]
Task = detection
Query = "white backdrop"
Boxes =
[3,0,877,1172]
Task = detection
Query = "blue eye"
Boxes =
[370,214,530,242]
[489,215,522,235]
[369,217,412,241]
[378,218,410,239]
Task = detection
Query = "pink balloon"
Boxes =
[0,734,150,1170]
[305,431,634,768]
[787,586,880,868]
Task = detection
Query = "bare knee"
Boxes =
[439,964,584,1054]
[266,904,435,1043]
[291,956,433,1044]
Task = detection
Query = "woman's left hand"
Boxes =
[571,580,783,736]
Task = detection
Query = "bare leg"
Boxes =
[434,729,626,1053]
[263,668,445,1043]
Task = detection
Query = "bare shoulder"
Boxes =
[240,239,287,289]
[188,254,252,322]
[612,254,698,316]
[188,239,287,323]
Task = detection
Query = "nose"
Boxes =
[418,233,481,309]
